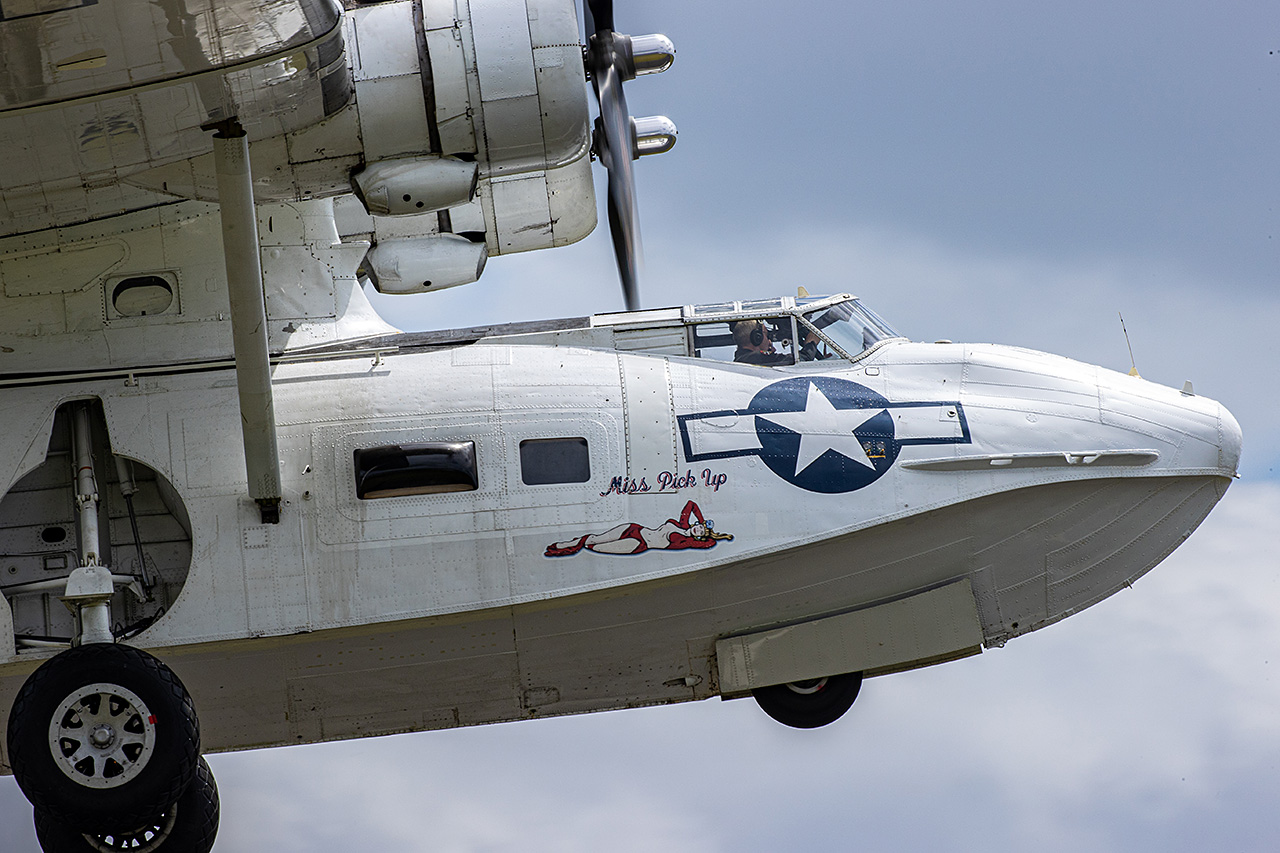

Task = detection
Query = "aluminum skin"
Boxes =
[0,334,1241,767]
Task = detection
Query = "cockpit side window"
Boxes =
[691,317,796,366]
[796,318,836,362]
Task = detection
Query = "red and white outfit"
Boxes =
[545,501,726,557]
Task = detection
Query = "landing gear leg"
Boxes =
[7,404,210,843]
[66,402,113,646]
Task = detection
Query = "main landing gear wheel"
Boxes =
[6,644,201,834]
[34,756,220,853]
[752,672,864,729]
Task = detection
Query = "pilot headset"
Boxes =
[731,319,768,349]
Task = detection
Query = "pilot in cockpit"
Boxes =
[731,319,792,365]
[798,327,832,362]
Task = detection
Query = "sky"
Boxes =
[3,1,1278,850]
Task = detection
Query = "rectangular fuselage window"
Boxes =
[520,437,590,485]
[354,441,478,499]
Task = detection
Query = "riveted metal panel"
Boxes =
[354,76,432,160]
[468,0,538,99]
[350,3,422,81]
[241,506,311,637]
[614,328,689,357]
[545,152,596,246]
[488,174,552,253]
[1045,477,1217,617]
[424,21,478,155]
[619,354,677,482]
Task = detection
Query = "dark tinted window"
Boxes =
[112,275,174,316]
[354,442,477,499]
[520,438,590,485]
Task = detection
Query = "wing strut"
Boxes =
[209,119,283,524]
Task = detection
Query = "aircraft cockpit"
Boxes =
[684,294,903,366]
[423,294,905,365]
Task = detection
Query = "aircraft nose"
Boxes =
[1218,402,1243,476]
[1092,369,1242,478]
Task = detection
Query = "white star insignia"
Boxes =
[758,383,884,477]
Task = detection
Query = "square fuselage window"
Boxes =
[354,441,478,499]
[520,437,590,485]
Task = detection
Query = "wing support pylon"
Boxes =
[209,119,283,525]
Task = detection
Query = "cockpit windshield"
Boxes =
[799,298,902,359]
[681,294,902,365]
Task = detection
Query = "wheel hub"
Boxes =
[80,805,178,853]
[48,682,158,790]
[785,677,829,695]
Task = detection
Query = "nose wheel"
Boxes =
[6,644,203,837]
[752,671,864,729]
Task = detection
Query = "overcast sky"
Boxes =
[3,1,1278,850]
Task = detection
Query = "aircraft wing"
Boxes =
[0,0,350,238]
[0,0,598,256]
[0,0,684,376]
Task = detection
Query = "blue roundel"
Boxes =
[748,376,900,493]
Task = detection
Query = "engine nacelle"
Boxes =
[351,0,596,255]
[365,234,489,294]
[351,157,478,216]
[120,0,597,265]
[416,0,589,174]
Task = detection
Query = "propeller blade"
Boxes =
[584,1,654,311]
[606,177,641,311]
[594,56,641,310]
[584,0,613,35]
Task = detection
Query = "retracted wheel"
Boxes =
[752,672,864,729]
[34,756,220,853]
[7,644,200,834]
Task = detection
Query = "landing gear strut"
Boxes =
[6,643,208,846]
[3,401,214,849]
[752,671,864,729]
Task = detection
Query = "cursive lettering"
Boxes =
[600,476,651,496]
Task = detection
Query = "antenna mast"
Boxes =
[1119,313,1139,377]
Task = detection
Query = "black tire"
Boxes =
[7,643,200,834]
[34,756,220,853]
[752,672,863,729]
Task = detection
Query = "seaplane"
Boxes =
[0,0,1241,850]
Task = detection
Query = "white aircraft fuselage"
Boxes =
[0,300,1241,762]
